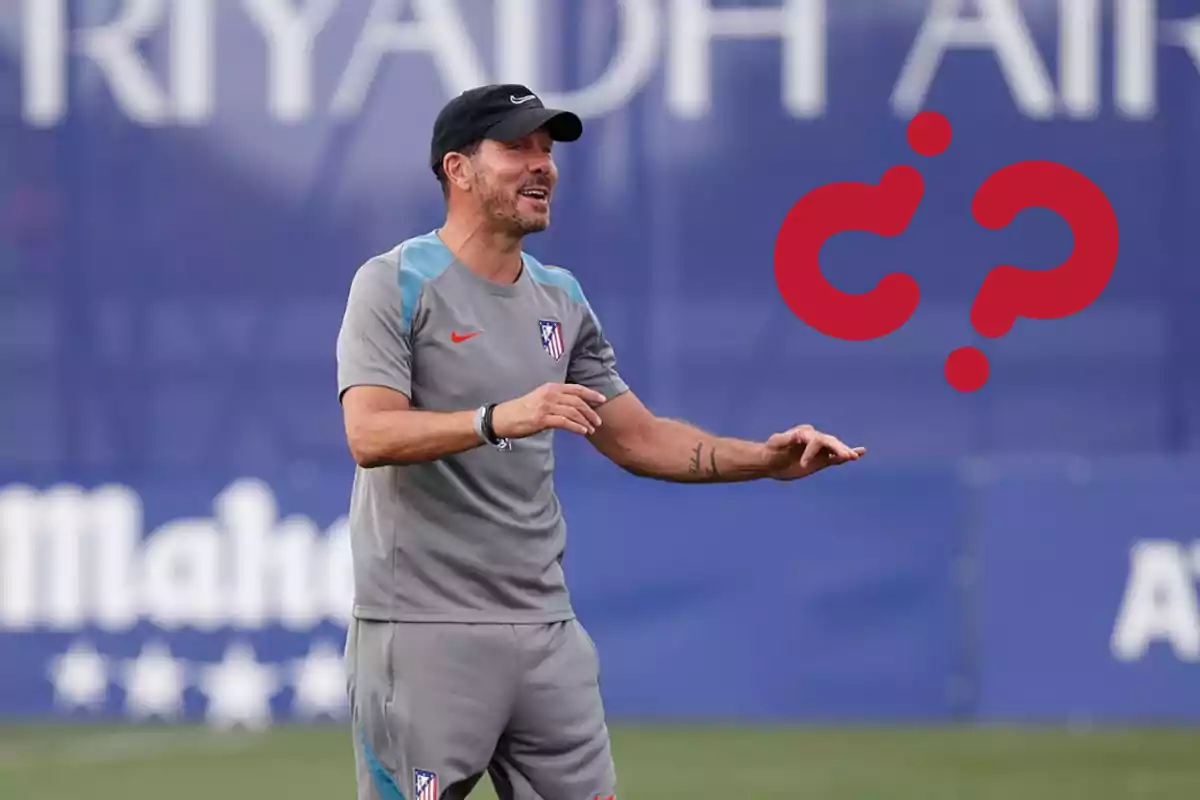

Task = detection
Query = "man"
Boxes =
[336,84,865,800]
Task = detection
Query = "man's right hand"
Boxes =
[492,383,607,438]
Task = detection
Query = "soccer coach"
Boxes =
[336,84,866,800]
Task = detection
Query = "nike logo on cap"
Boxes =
[451,330,482,343]
[510,94,536,104]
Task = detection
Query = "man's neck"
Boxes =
[437,214,523,285]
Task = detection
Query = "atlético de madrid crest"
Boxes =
[539,319,565,361]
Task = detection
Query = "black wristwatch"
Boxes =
[476,403,511,450]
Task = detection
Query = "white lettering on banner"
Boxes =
[17,0,1200,126]
[1116,0,1156,118]
[140,516,225,630]
[1164,18,1200,88]
[1110,540,1200,663]
[496,0,662,120]
[1058,0,1100,118]
[893,0,1055,118]
[668,0,824,119]
[22,0,177,126]
[0,479,352,632]
[74,0,172,125]
[493,0,537,85]
[1132,0,1200,119]
[0,484,140,631]
[330,0,487,118]
[21,0,67,127]
[493,0,538,85]
[171,0,216,123]
[244,0,340,123]
[43,486,84,629]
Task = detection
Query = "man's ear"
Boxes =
[442,153,473,192]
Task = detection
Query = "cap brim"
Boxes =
[486,107,583,144]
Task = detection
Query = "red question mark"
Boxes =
[773,112,950,341]
[775,112,1119,391]
[947,161,1120,391]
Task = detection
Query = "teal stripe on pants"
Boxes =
[360,728,405,800]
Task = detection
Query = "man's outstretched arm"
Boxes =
[586,391,865,483]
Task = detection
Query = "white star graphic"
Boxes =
[290,640,347,720]
[48,640,108,711]
[121,641,187,721]
[199,642,280,731]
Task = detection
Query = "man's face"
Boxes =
[469,129,558,234]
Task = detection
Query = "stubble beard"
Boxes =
[477,177,548,236]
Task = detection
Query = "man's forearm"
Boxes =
[348,408,484,468]
[614,417,768,483]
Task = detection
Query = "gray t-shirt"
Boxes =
[336,230,628,623]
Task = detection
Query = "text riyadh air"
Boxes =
[16,0,1200,127]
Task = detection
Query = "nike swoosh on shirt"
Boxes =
[451,330,482,343]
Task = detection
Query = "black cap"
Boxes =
[430,84,583,176]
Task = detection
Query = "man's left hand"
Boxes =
[762,424,866,481]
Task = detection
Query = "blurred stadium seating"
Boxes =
[1,0,1198,797]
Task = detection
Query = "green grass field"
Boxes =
[1,723,1198,799]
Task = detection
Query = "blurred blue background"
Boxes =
[1,0,1198,730]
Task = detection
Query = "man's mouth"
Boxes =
[518,187,549,201]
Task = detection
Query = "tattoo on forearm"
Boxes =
[688,442,722,480]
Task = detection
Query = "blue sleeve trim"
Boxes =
[523,254,587,307]
[397,232,455,334]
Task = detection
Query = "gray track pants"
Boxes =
[346,618,617,800]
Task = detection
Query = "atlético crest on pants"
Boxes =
[414,768,438,800]
[539,319,565,361]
